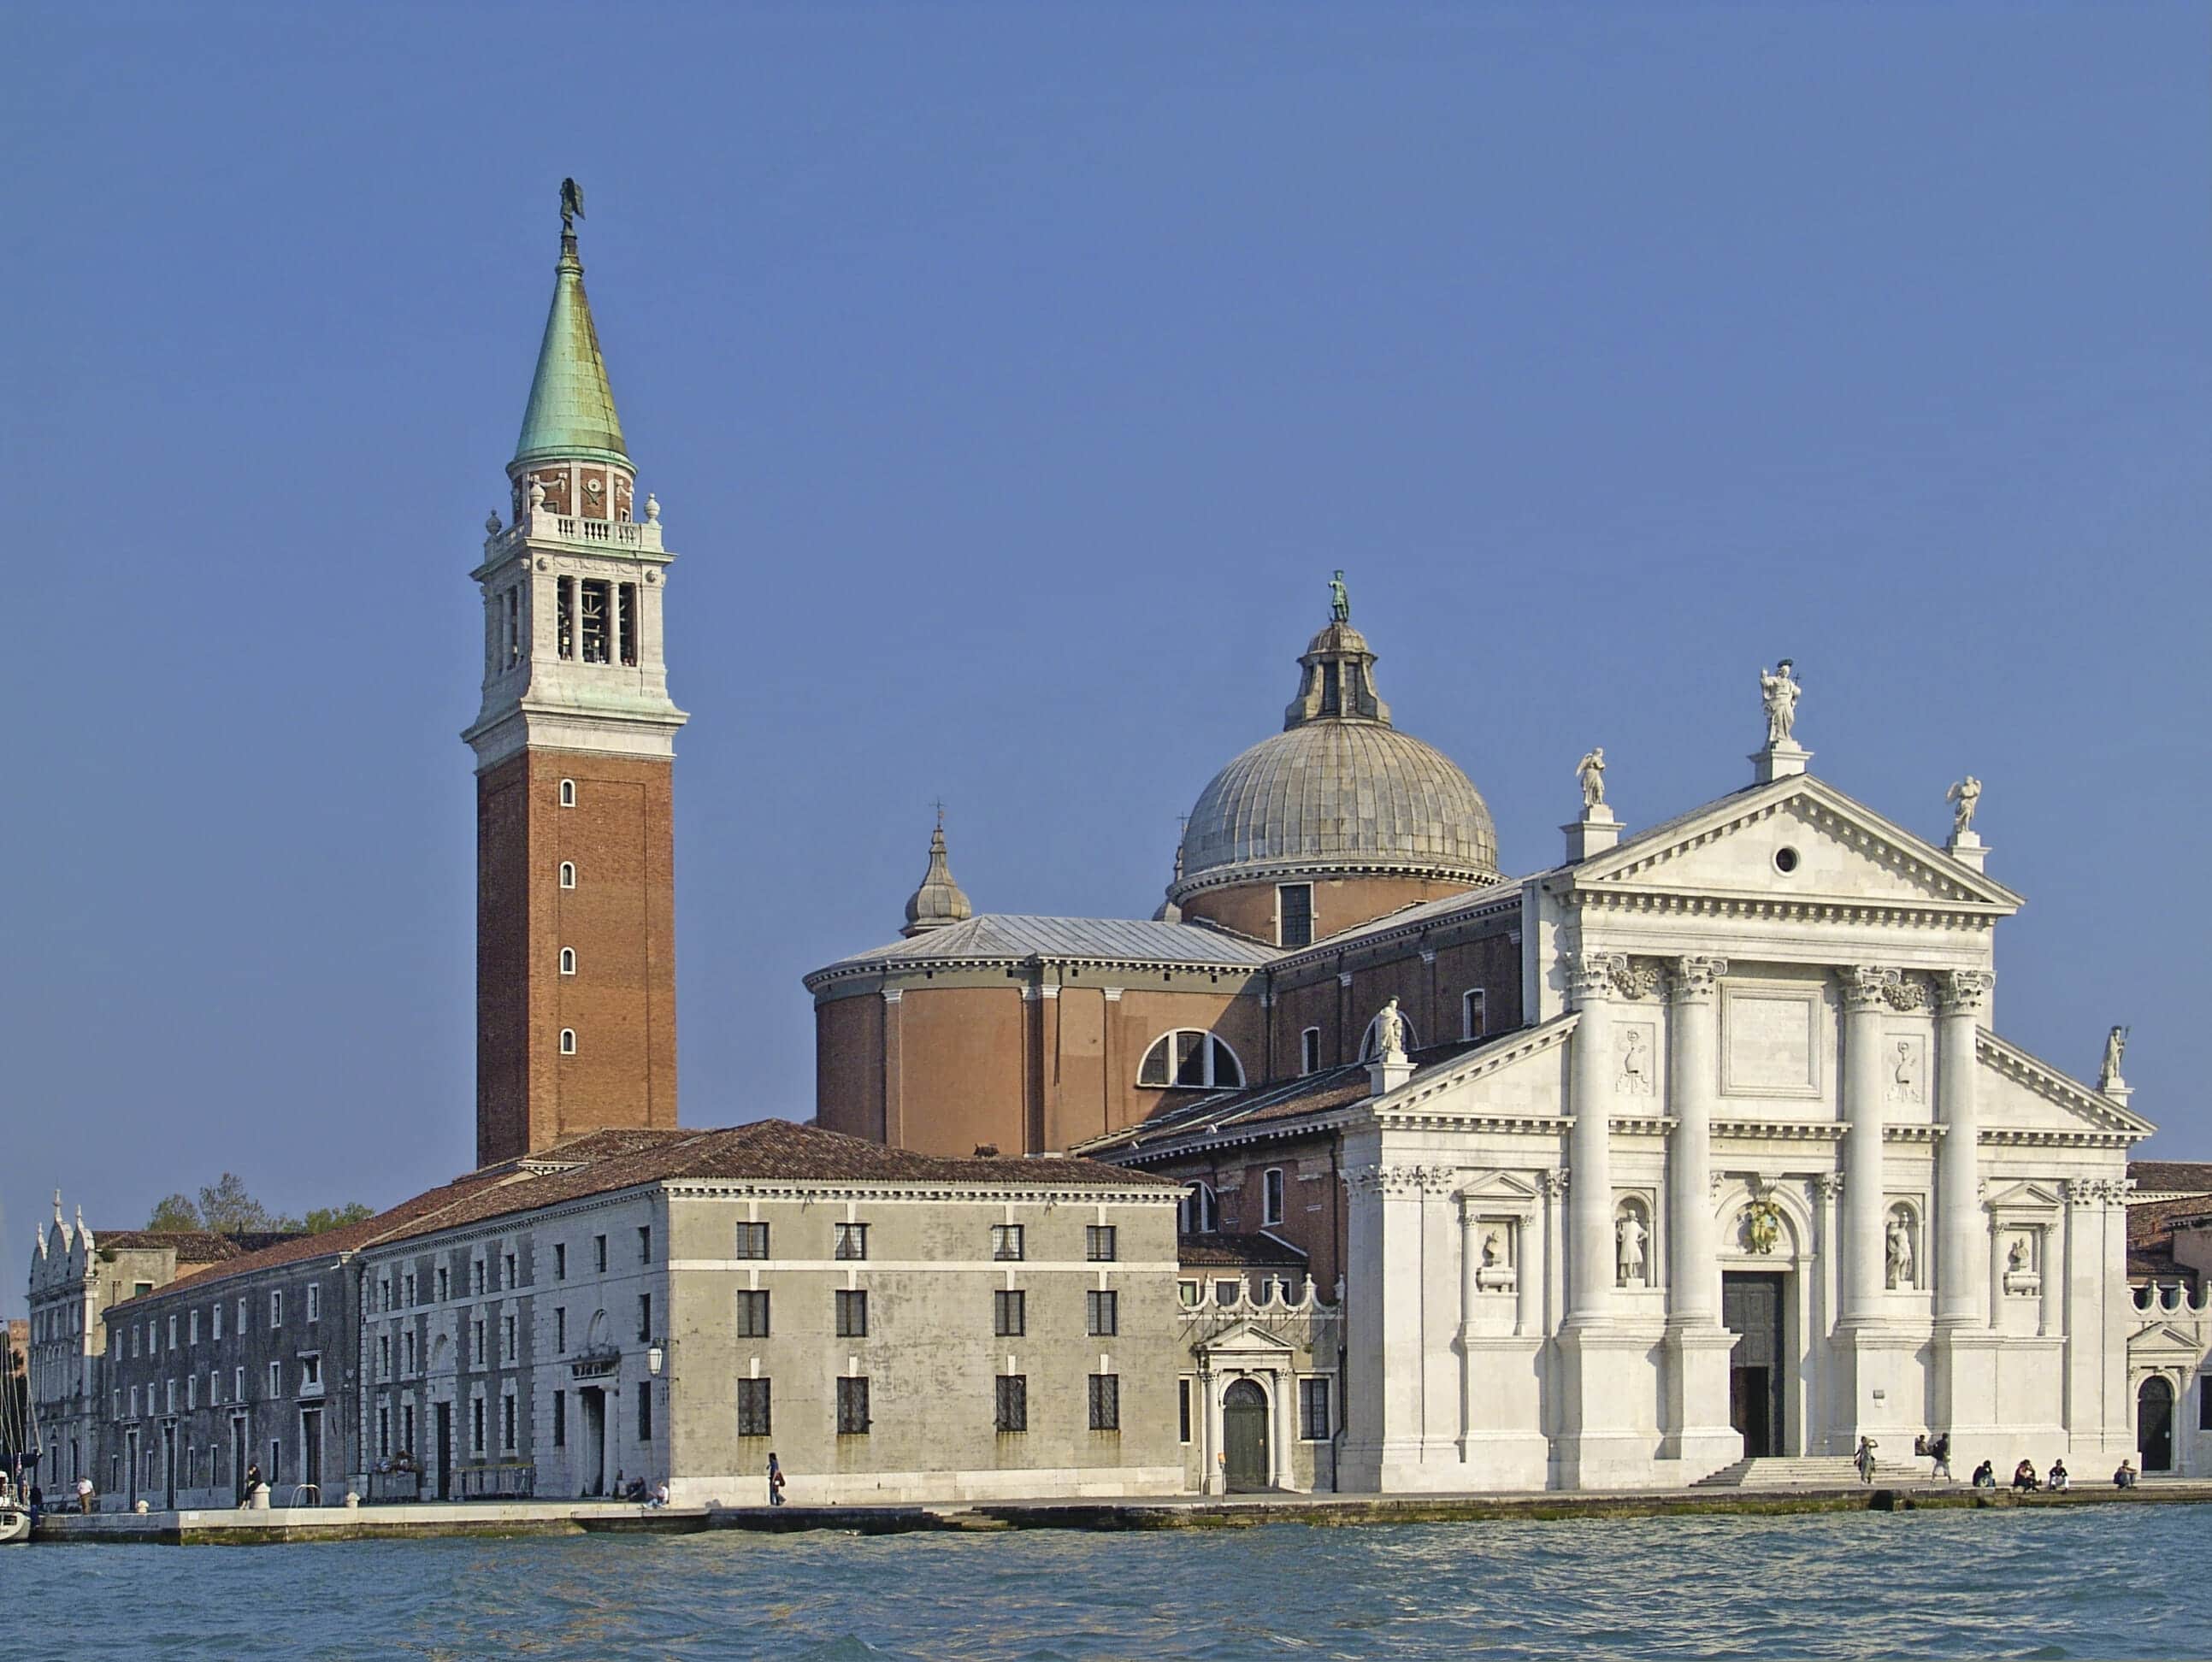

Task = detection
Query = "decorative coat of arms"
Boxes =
[1741,1199,1784,1255]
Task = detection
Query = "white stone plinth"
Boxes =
[1946,830,1989,872]
[1751,741,1811,782]
[1562,808,1620,863]
[1366,1055,1413,1097]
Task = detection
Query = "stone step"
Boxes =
[1694,1455,1933,1488]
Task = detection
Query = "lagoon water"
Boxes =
[32,1505,2212,1659]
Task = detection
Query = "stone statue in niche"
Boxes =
[1758,660,1801,746]
[1375,998,1407,1062]
[1616,1026,1654,1096]
[1481,1231,1501,1268]
[1742,1199,1783,1256]
[1615,1210,1648,1287]
[1885,1211,1915,1289]
[2008,1236,2030,1275]
[2099,1025,2129,1092]
[1946,775,1982,837]
[1577,747,1607,811]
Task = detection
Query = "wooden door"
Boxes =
[1722,1273,1786,1458]
[2138,1376,2174,1472]
[1223,1379,1271,1491]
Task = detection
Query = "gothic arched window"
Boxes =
[1138,1030,1244,1091]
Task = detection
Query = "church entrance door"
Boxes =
[1223,1379,1271,1491]
[1722,1272,1787,1458]
[433,1401,452,1500]
[580,1388,608,1497]
[2138,1376,2174,1472]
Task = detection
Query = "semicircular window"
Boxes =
[1138,1029,1244,1091]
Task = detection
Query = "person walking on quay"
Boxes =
[1854,1436,1879,1483]
[767,1453,787,1507]
[76,1476,93,1515]
[1926,1433,1951,1481]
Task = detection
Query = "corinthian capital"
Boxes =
[1567,951,1628,1005]
[1937,969,1995,1017]
[1670,955,1730,1005]
[1841,964,1902,1014]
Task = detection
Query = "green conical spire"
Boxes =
[512,223,628,470]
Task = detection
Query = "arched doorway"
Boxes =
[1223,1378,1271,1492]
[2138,1376,2175,1473]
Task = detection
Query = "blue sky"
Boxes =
[4,3,2207,1301]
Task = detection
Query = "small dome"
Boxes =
[901,816,973,938]
[1172,591,1498,897]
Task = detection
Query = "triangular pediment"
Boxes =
[1978,1032,2155,1141]
[2128,1321,2208,1360]
[1571,776,2021,915]
[1196,1319,1298,1358]
[1985,1179,2064,1215]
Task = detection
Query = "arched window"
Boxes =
[1359,1010,1419,1061]
[1180,1182,1219,1235]
[558,862,576,889]
[559,947,576,976]
[558,1028,577,1056]
[558,779,576,808]
[1138,1029,1243,1090]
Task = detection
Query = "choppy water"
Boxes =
[28,1505,2212,1659]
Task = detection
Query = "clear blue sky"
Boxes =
[5,4,2207,1305]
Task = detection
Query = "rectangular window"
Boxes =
[638,1225,652,1265]
[557,576,575,660]
[637,1384,654,1443]
[636,1294,652,1344]
[1301,1027,1322,1075]
[1086,1290,1118,1337]
[1263,1167,1286,1227]
[471,1260,485,1297]
[555,1308,568,1353]
[300,1353,321,1392]
[268,1361,282,1398]
[166,1379,176,1413]
[377,1406,391,1459]
[1301,1376,1332,1441]
[502,1314,516,1363]
[378,1334,390,1378]
[2201,1382,2212,1433]
[594,1236,608,1274]
[552,1389,567,1448]
[213,1304,224,1342]
[168,1314,177,1349]
[402,1276,416,1308]
[617,581,639,668]
[734,1223,770,1259]
[234,1367,245,1402]
[402,1405,415,1456]
[1178,1379,1192,1444]
[307,1283,321,1324]
[1088,1373,1120,1432]
[835,1290,868,1339]
[403,1332,416,1374]
[437,1267,450,1302]
[734,1291,770,1338]
[268,1441,281,1485]
[502,585,521,667]
[579,579,611,663]
[1214,1280,1238,1306]
[471,1396,486,1456]
[836,1376,870,1435]
[1277,882,1314,949]
[990,1224,1024,1261]
[737,1378,772,1438]
[554,1243,567,1282]
[1464,987,1488,1041]
[994,1375,1028,1433]
[502,1394,516,1453]
[471,1318,486,1367]
[834,1223,868,1261]
[188,1311,199,1345]
[993,1289,1025,1337]
[128,1385,138,1418]
[270,1290,283,1329]
[503,1252,517,1290]
[1085,1225,1118,1262]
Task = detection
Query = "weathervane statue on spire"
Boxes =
[560,177,585,234]
[1330,569,1350,624]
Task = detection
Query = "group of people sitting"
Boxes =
[1968,1458,2073,1491]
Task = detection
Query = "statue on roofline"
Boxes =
[1329,569,1350,625]
[1946,775,1982,838]
[560,177,585,233]
[1759,660,1801,747]
[1576,747,1607,812]
[2099,1025,2128,1092]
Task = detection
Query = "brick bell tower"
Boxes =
[463,181,687,1167]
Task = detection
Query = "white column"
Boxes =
[1666,956,1727,1323]
[1934,970,1991,1326]
[1458,1193,1484,1335]
[1271,1368,1294,1489]
[1566,952,1620,1323]
[1838,967,1894,1323]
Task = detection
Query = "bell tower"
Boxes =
[463,183,687,1167]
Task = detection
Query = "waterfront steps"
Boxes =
[1694,1455,1938,1488]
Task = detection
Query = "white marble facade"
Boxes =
[1338,738,2150,1491]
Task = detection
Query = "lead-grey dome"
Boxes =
[1171,613,1498,896]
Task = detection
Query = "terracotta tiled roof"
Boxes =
[90,1229,300,1263]
[2129,1160,2212,1197]
[1177,1232,1309,1268]
[1084,1039,1491,1160]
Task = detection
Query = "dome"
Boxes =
[1170,594,1498,898]
[1174,722,1498,892]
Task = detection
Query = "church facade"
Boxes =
[811,604,2156,1491]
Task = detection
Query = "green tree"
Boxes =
[145,1193,203,1231]
[302,1202,374,1235]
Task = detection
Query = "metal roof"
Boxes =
[513,228,628,469]
[815,913,1282,977]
